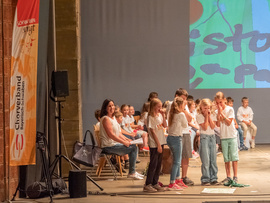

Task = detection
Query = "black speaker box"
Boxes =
[69,170,87,198]
[51,70,69,97]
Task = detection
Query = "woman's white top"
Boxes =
[100,116,121,148]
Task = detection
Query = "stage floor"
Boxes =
[17,144,270,203]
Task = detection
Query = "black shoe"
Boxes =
[210,180,219,185]
[114,164,120,172]
[201,182,210,186]
[136,159,141,164]
[240,145,248,151]
[114,164,126,173]
[182,177,194,186]
[124,162,129,169]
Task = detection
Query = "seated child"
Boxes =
[137,102,150,132]
[114,111,135,170]
[121,104,149,151]
[237,97,257,148]
[94,109,101,130]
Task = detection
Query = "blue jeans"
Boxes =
[102,144,137,174]
[167,135,182,183]
[199,134,218,183]
[236,126,244,147]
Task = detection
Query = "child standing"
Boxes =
[227,97,248,151]
[237,97,257,148]
[215,92,239,184]
[196,99,218,185]
[143,98,167,192]
[187,99,200,158]
[167,97,188,190]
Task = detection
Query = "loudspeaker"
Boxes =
[69,170,87,198]
[51,70,69,97]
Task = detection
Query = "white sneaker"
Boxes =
[135,172,144,177]
[250,140,255,148]
[127,173,144,180]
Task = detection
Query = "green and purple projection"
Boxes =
[190,0,270,89]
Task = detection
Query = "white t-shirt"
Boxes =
[190,111,197,125]
[166,101,190,134]
[237,106,254,122]
[137,112,148,126]
[196,113,217,135]
[168,112,188,137]
[148,113,166,147]
[217,106,238,139]
[121,115,133,133]
[129,115,135,124]
[100,116,121,148]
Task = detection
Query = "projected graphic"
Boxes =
[190,0,270,89]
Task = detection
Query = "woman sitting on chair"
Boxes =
[99,99,143,180]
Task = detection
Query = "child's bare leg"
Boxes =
[225,162,231,178]
[142,132,148,147]
[232,161,238,178]
[123,154,129,161]
[181,158,189,178]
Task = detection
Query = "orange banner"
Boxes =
[10,0,40,166]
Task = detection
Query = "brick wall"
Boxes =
[0,0,19,201]
[55,0,80,176]
[0,0,80,200]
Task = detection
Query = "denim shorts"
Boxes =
[221,138,239,162]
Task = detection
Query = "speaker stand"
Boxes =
[50,101,103,191]
[50,154,103,191]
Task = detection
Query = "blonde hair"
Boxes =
[197,98,214,115]
[149,98,162,117]
[168,97,184,127]
[114,111,123,118]
[215,91,225,100]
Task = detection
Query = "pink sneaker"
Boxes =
[175,179,188,188]
[158,181,164,187]
[142,146,149,151]
[168,183,183,191]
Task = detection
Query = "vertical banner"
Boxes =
[10,0,40,166]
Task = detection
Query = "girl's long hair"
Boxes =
[148,98,162,117]
[141,102,150,117]
[168,97,184,127]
